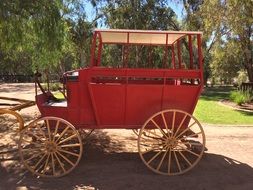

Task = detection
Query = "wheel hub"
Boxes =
[166,137,178,148]
[45,141,57,153]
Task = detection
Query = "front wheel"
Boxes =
[18,116,83,177]
[138,109,206,176]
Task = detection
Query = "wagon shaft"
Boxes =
[0,96,35,111]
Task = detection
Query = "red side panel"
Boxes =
[126,85,163,125]
[89,84,125,125]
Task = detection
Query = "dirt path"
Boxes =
[0,83,253,190]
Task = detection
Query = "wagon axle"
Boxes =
[45,141,57,153]
[165,137,178,149]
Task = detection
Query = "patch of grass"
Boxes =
[194,86,253,125]
[194,98,253,125]
[230,90,252,105]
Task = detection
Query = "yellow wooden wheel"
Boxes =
[18,116,83,177]
[0,109,24,131]
[138,109,205,176]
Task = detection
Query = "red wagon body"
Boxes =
[19,29,206,177]
[36,29,203,129]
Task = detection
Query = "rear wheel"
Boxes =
[18,116,83,177]
[138,109,205,175]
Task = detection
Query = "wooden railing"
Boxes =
[240,82,253,93]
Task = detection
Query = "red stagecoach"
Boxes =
[19,29,206,177]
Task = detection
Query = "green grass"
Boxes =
[194,86,253,125]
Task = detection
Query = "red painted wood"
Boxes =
[36,30,204,129]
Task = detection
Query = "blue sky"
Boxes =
[84,1,185,27]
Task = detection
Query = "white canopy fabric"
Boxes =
[95,29,202,45]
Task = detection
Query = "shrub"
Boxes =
[50,83,62,91]
[230,90,252,105]
[41,83,62,92]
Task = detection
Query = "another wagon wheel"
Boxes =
[18,116,83,177]
[138,109,205,176]
[0,109,24,131]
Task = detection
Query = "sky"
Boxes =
[84,1,185,28]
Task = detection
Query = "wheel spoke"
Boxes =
[161,112,169,134]
[24,151,44,162]
[26,131,45,142]
[147,145,167,164]
[55,126,70,143]
[171,111,176,136]
[46,119,51,141]
[156,146,169,171]
[22,138,44,147]
[60,143,81,148]
[173,114,187,137]
[177,145,200,157]
[178,151,192,166]
[173,151,182,172]
[33,153,47,170]
[168,148,172,174]
[175,121,196,139]
[53,152,66,173]
[142,130,166,141]
[42,154,50,174]
[141,145,164,154]
[140,142,164,148]
[57,134,77,145]
[52,120,60,142]
[150,119,167,137]
[56,151,75,166]
[37,124,47,139]
[51,153,56,176]
[21,147,44,152]
[58,148,80,157]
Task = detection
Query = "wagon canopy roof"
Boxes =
[94,29,202,45]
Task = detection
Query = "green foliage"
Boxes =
[0,0,91,77]
[210,40,243,84]
[230,90,252,105]
[236,70,248,85]
[199,0,253,82]
[95,0,179,30]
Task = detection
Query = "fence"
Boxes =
[240,82,253,94]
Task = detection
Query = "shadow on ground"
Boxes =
[0,130,253,190]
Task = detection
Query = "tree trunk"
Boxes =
[246,63,253,82]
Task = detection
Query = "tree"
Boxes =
[210,40,243,84]
[91,0,179,30]
[0,0,92,77]
[199,0,253,82]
